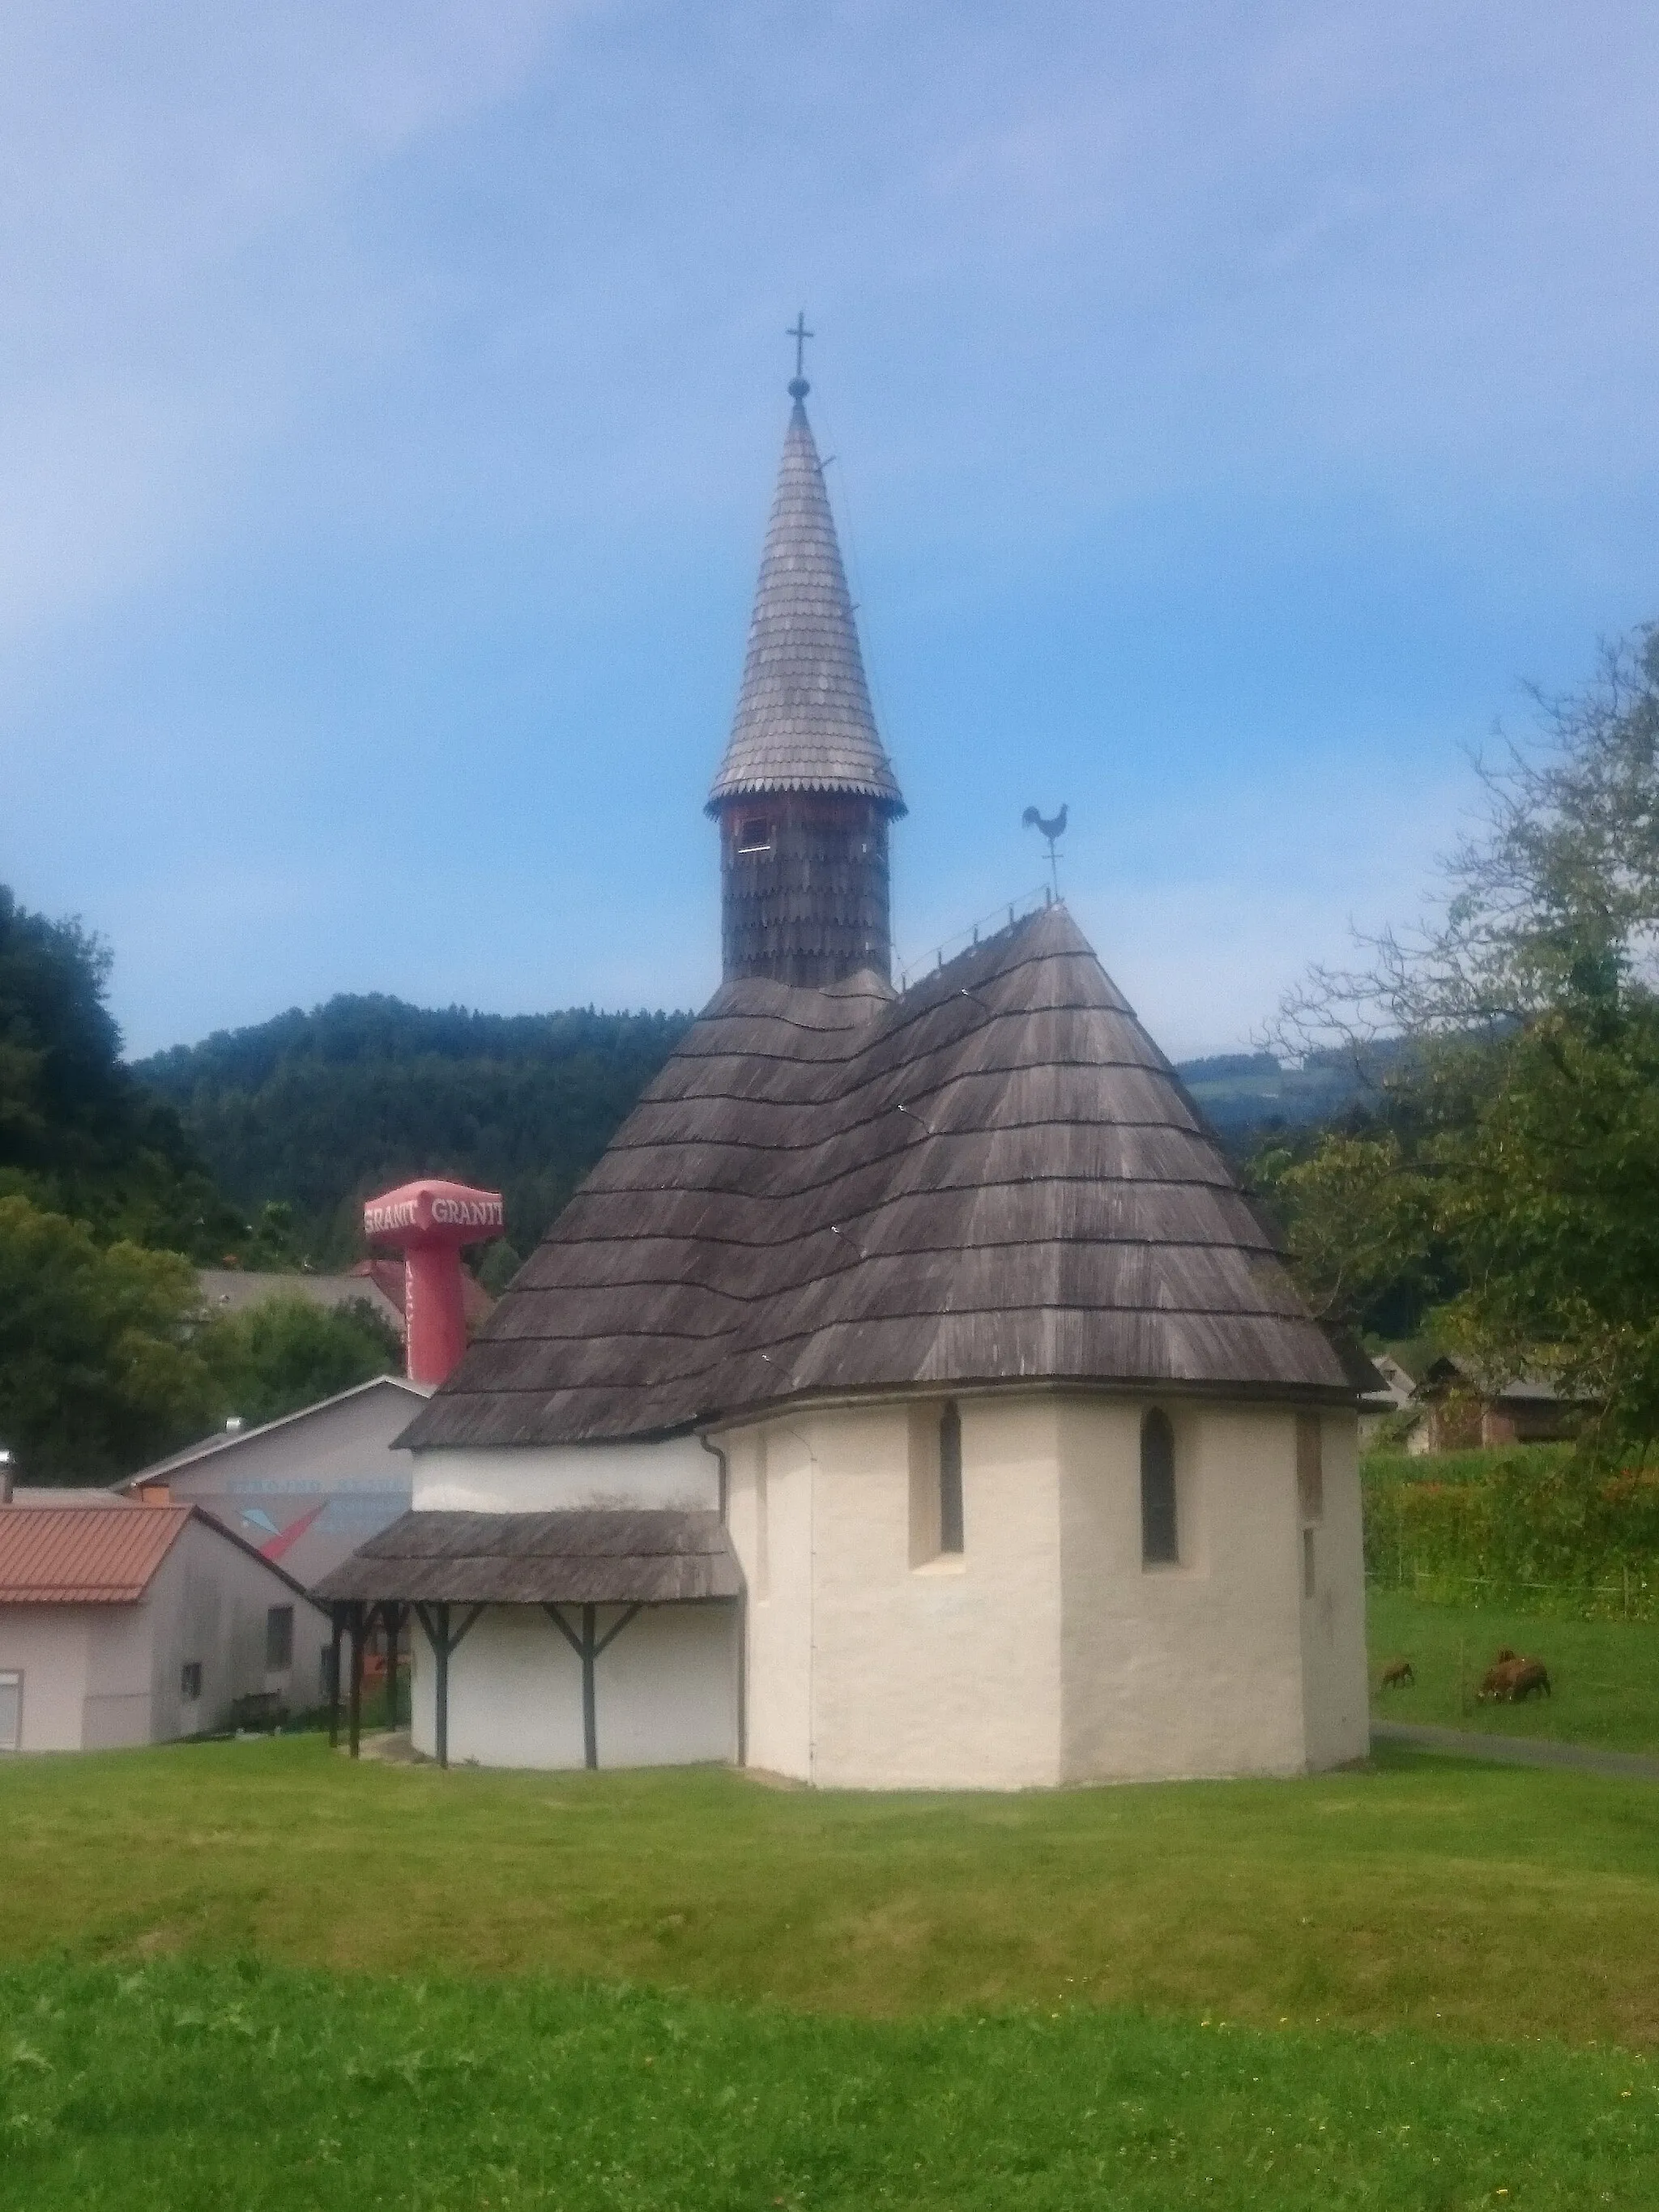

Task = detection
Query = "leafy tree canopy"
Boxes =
[0,887,244,1259]
[194,1293,401,1432]
[0,1194,218,1480]
[1263,621,1659,1457]
[0,1195,406,1482]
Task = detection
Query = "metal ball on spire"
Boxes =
[787,311,813,399]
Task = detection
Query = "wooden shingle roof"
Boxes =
[706,396,904,812]
[403,904,1360,1451]
[312,1509,741,1605]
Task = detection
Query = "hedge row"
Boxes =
[1362,1451,1659,1618]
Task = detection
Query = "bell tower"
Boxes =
[707,339,905,987]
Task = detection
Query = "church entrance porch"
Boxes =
[315,1509,742,1771]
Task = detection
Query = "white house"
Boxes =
[122,1374,430,1588]
[318,373,1373,1787]
[0,1491,331,1753]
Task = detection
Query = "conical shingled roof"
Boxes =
[706,397,905,813]
[403,905,1363,1451]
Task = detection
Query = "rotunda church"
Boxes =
[318,368,1372,1788]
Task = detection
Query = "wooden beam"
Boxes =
[348,1601,365,1760]
[327,1606,344,1749]
[544,1602,642,1771]
[580,1603,597,1770]
[412,1600,486,1770]
[435,1601,450,1769]
[380,1601,403,1731]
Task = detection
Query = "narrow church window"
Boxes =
[1303,1527,1316,1599]
[180,1661,203,1700]
[938,1401,964,1554]
[1141,1409,1179,1566]
[1296,1413,1324,1524]
[739,816,772,853]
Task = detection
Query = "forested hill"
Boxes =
[135,999,1365,1271]
[1175,1051,1375,1134]
[135,996,695,1266]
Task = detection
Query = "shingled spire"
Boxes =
[708,362,905,988]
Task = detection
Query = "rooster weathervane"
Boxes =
[1022,803,1068,897]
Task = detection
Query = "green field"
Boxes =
[1362,1444,1576,1490]
[4,1955,1657,2210]
[4,1736,1659,2044]
[1368,1588,1659,1754]
[5,1737,1659,2206]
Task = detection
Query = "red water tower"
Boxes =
[363,1178,505,1387]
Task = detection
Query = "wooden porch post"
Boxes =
[381,1601,403,1730]
[412,1601,484,1772]
[327,1606,344,1749]
[580,1602,598,1770]
[348,1601,365,1759]
[434,1600,451,1770]
[544,1603,642,1771]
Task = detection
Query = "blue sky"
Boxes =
[5,2,1657,1060]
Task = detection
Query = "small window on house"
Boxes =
[1303,1527,1316,1600]
[938,1400,964,1554]
[266,1605,294,1671]
[180,1661,203,1701]
[1140,1409,1179,1566]
[1296,1413,1324,1524]
[738,816,772,853]
[0,1671,21,1753]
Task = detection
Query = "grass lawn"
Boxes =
[4,1956,1658,2210]
[4,1736,1659,2048]
[1368,1589,1659,1754]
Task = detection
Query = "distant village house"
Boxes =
[0,1482,328,1754]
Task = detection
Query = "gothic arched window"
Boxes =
[938,1400,964,1554]
[1141,1409,1178,1566]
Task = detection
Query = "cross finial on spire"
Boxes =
[787,311,813,399]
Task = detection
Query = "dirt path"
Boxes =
[1372,1718,1659,1780]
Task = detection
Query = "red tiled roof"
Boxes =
[0,1505,192,1603]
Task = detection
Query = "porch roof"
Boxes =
[311,1509,742,1606]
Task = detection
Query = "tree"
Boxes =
[477,1238,522,1297]
[134,994,694,1261]
[1250,1130,1442,1340]
[1265,621,1659,1456]
[0,1195,220,1481]
[194,1294,401,1430]
[0,885,244,1258]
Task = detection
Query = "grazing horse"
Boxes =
[1380,1658,1415,1690]
[1478,1648,1551,1701]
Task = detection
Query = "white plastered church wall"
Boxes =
[405,1438,736,1771]
[723,1390,1369,1791]
[723,1397,1065,1790]
[1059,1401,1311,1780]
[411,1436,717,1513]
[728,1424,814,1781]
[407,1603,737,1770]
[1296,1413,1370,1771]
